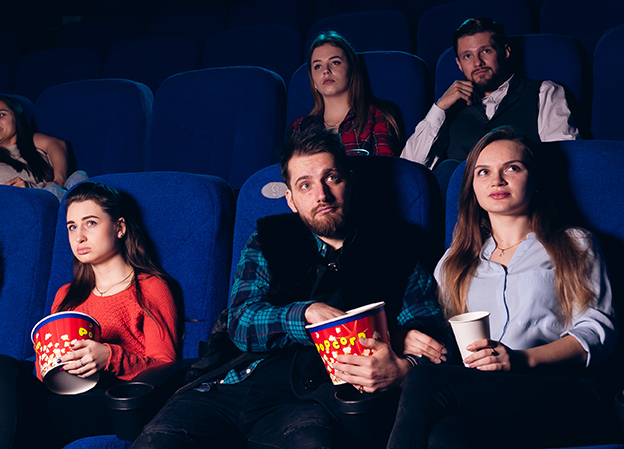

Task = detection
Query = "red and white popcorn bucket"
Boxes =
[306,302,390,385]
[31,311,102,395]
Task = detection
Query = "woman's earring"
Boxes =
[118,232,124,238]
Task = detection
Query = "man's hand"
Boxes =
[5,177,28,187]
[333,337,411,393]
[305,303,344,325]
[403,329,446,364]
[436,80,475,110]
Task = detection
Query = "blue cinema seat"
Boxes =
[144,66,286,190]
[202,25,305,85]
[540,0,624,67]
[286,51,431,147]
[591,25,624,141]
[146,5,227,45]
[48,172,235,449]
[435,34,589,135]
[227,0,314,32]
[103,37,200,93]
[232,155,443,285]
[55,17,144,64]
[445,139,624,449]
[13,48,101,102]
[306,10,412,53]
[34,79,154,177]
[416,0,533,74]
[0,186,58,360]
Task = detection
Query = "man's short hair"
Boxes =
[280,128,349,187]
[452,17,507,57]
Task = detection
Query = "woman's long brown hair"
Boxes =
[54,182,180,339]
[440,127,593,323]
[306,31,402,145]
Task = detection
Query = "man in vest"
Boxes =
[401,17,579,192]
[133,128,448,448]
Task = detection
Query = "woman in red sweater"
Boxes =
[0,182,182,448]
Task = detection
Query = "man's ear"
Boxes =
[285,189,298,213]
[504,44,511,61]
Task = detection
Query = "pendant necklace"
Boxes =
[495,237,526,257]
[95,270,134,296]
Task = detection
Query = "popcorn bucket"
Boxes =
[31,311,102,395]
[306,302,390,385]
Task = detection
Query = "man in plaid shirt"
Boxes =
[133,128,448,449]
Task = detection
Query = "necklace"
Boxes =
[95,270,134,296]
[324,119,340,129]
[495,237,526,257]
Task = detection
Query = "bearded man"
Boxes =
[132,128,447,449]
[401,17,579,193]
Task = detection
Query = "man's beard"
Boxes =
[302,206,349,240]
[472,68,505,95]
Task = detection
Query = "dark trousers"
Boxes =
[132,356,334,449]
[387,364,621,449]
[0,354,115,448]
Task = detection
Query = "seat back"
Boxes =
[227,0,314,32]
[417,0,533,74]
[540,0,624,66]
[144,67,286,190]
[14,48,101,102]
[286,51,430,141]
[146,6,227,45]
[435,34,588,134]
[445,140,624,248]
[202,25,304,85]
[56,17,144,63]
[103,37,200,93]
[591,25,624,140]
[34,79,154,176]
[307,10,411,53]
[232,156,442,287]
[0,186,58,360]
[45,172,235,359]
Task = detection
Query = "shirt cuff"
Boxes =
[284,301,317,345]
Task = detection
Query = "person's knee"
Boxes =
[133,424,196,448]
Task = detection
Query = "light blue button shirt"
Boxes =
[435,231,617,366]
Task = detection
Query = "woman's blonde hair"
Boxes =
[440,127,593,323]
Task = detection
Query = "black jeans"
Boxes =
[0,354,115,448]
[387,364,620,449]
[132,356,334,449]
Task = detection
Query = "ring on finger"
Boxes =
[80,359,84,367]
[491,349,499,357]
[358,386,365,393]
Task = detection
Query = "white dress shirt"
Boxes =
[401,75,580,168]
[434,230,617,367]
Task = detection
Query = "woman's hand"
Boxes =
[60,339,111,378]
[463,339,527,371]
[402,329,447,364]
[5,176,28,187]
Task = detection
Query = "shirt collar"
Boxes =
[481,74,514,105]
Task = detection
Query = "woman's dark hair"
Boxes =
[0,95,53,183]
[306,31,401,142]
[54,182,178,335]
[440,126,593,323]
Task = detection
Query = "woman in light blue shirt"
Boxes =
[387,127,619,449]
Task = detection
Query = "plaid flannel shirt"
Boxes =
[210,228,443,387]
[288,105,397,156]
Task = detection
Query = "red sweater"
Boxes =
[52,275,181,380]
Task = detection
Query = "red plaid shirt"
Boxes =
[288,105,397,156]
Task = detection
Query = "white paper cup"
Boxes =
[448,311,490,364]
